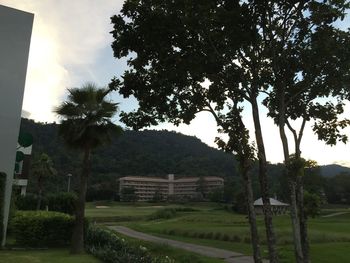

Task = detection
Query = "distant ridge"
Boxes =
[319,164,350,177]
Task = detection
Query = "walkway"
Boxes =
[108,226,268,263]
[321,211,349,218]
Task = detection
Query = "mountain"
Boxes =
[19,118,240,195]
[319,164,350,177]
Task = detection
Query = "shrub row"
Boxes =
[11,210,75,247]
[162,228,250,243]
[148,208,177,220]
[148,207,198,220]
[86,226,174,263]
[16,192,77,215]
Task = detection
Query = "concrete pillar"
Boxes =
[168,174,174,195]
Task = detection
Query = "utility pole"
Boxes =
[67,173,72,192]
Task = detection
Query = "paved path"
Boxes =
[108,226,268,263]
[321,211,349,218]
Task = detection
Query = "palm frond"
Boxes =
[55,82,123,150]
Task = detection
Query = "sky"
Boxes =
[1,1,350,167]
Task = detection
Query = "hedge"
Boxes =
[16,192,77,215]
[86,226,174,263]
[11,211,75,247]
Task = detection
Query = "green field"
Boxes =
[0,249,101,263]
[86,202,350,263]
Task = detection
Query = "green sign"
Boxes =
[18,132,33,148]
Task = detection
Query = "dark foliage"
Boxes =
[16,193,46,211]
[15,192,77,215]
[46,192,77,215]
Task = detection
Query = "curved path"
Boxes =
[108,226,268,263]
[321,211,349,218]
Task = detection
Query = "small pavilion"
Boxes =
[254,198,289,215]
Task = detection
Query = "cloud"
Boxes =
[0,0,123,121]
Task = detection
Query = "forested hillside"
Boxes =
[20,118,240,197]
[20,118,350,203]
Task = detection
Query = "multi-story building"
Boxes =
[119,174,224,201]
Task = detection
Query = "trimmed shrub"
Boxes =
[11,211,74,247]
[86,226,174,263]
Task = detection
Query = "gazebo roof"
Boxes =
[253,198,289,206]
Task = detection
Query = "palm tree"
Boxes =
[31,153,56,210]
[55,83,122,254]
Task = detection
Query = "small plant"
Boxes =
[222,234,230,241]
[231,235,242,242]
[205,232,214,239]
[214,232,222,240]
[243,236,251,243]
[148,208,177,220]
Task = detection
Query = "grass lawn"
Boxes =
[89,201,350,263]
[0,249,101,263]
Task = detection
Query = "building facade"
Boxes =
[119,174,224,201]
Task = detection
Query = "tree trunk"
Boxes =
[36,178,43,210]
[70,147,91,254]
[241,160,262,263]
[297,175,310,263]
[288,178,303,263]
[251,97,279,263]
[279,126,303,262]
[276,86,304,263]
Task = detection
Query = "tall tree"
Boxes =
[31,153,56,210]
[55,83,122,254]
[110,1,271,261]
[258,1,350,262]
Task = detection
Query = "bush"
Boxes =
[148,208,177,220]
[86,226,174,263]
[173,207,197,212]
[11,211,74,247]
[47,192,77,215]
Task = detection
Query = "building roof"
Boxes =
[253,198,289,206]
[119,176,169,182]
[119,176,223,183]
